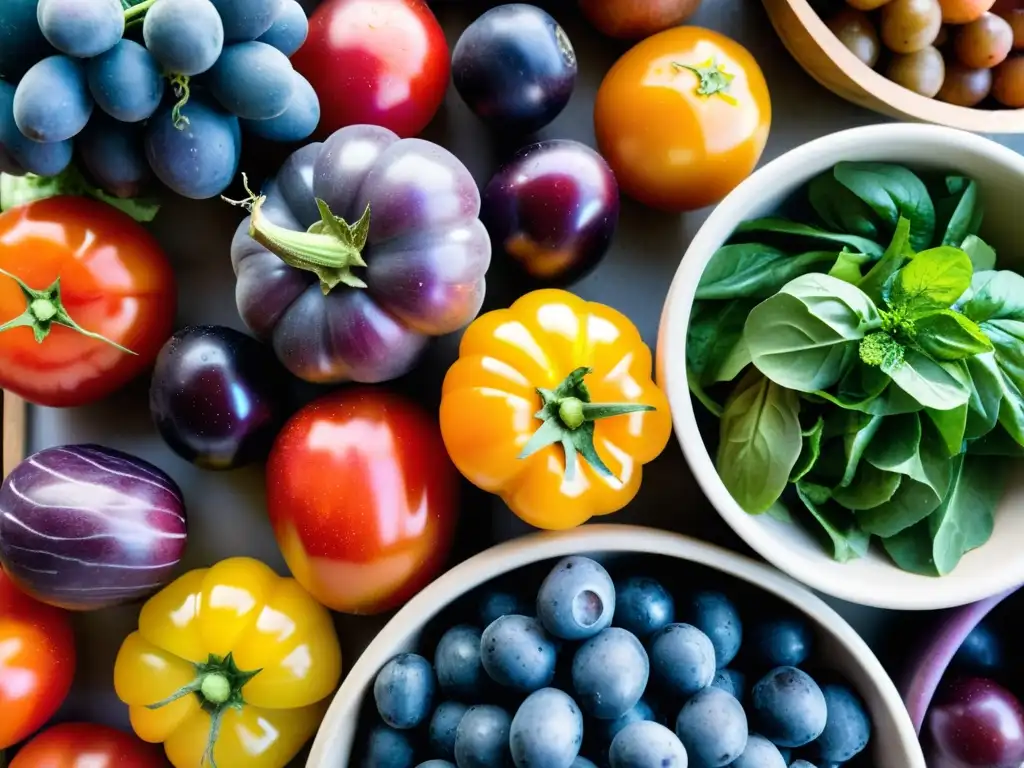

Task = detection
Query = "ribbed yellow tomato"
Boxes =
[113,558,341,768]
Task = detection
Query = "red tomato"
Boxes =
[266,389,459,615]
[0,570,75,750]
[0,197,176,408]
[292,0,450,139]
[10,723,165,768]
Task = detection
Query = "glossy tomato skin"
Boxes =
[292,0,450,139]
[0,570,75,750]
[594,26,771,212]
[0,197,175,407]
[10,722,165,768]
[266,389,459,615]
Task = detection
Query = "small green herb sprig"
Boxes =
[687,162,1023,577]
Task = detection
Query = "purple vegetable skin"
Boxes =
[230,124,491,384]
[482,139,619,284]
[0,445,187,610]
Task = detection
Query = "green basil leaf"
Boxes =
[832,411,885,486]
[960,235,996,271]
[925,402,968,457]
[795,482,871,563]
[959,270,1024,323]
[928,453,1004,575]
[882,519,940,576]
[828,250,873,284]
[890,246,973,316]
[687,300,755,388]
[864,412,922,476]
[832,463,902,510]
[858,217,912,305]
[883,349,971,410]
[733,217,884,258]
[964,353,1003,439]
[791,416,825,482]
[717,369,804,514]
[935,177,982,248]
[808,171,885,241]
[912,309,993,361]
[696,244,838,300]
[745,273,881,393]
[832,162,936,251]
[766,500,795,524]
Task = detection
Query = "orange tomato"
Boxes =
[0,569,75,750]
[10,723,164,768]
[594,26,772,212]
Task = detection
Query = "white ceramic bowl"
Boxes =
[305,524,923,767]
[657,123,1024,611]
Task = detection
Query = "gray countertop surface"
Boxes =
[20,0,1024,759]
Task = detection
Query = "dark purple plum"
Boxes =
[928,676,1024,767]
[230,124,490,384]
[0,444,187,610]
[481,140,618,285]
[452,4,577,135]
[149,325,287,470]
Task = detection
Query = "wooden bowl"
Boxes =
[761,0,1024,133]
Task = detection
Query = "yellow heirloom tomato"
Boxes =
[113,558,342,768]
[440,289,673,530]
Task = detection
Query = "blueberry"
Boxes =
[788,762,816,768]
[813,683,871,762]
[481,614,557,692]
[674,687,748,767]
[588,699,655,747]
[680,591,742,669]
[952,621,1003,674]
[510,688,584,767]
[613,577,675,639]
[730,733,787,767]
[751,667,827,749]
[649,623,716,698]
[537,556,615,641]
[360,724,415,768]
[479,589,532,626]
[749,619,812,669]
[609,721,688,768]
[711,669,746,701]
[429,701,468,760]
[435,625,485,700]
[416,763,456,768]
[373,653,436,730]
[571,628,649,720]
[777,747,791,762]
[572,759,598,768]
[455,705,513,768]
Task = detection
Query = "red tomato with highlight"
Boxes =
[266,389,459,615]
[10,723,164,768]
[292,0,451,138]
[0,197,175,408]
[0,570,75,750]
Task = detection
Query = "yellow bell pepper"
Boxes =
[440,289,672,530]
[113,557,342,768]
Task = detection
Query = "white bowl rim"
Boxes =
[658,122,1024,611]
[304,523,924,767]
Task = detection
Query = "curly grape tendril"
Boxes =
[121,0,192,129]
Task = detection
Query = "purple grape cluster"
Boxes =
[0,0,318,200]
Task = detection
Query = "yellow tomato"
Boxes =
[113,558,342,768]
[594,26,772,212]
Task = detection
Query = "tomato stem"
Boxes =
[0,268,137,354]
[518,366,655,481]
[223,173,371,294]
[673,57,736,101]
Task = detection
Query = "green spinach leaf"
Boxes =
[832,162,936,251]
[935,176,982,248]
[964,353,1003,439]
[912,310,993,361]
[961,235,996,271]
[832,463,902,510]
[968,424,1024,456]
[882,519,940,576]
[791,416,825,482]
[767,500,795,524]
[717,369,804,514]
[929,453,1005,575]
[883,349,971,411]
[808,171,886,241]
[858,217,912,305]
[811,362,922,416]
[745,273,881,393]
[828,250,873,284]
[824,409,884,486]
[795,482,871,563]
[926,402,968,457]
[696,245,838,300]
[734,217,884,258]
[687,300,755,415]
[889,246,973,316]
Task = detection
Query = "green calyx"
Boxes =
[146,652,261,768]
[518,366,656,481]
[224,173,371,294]
[674,57,735,99]
[0,268,136,353]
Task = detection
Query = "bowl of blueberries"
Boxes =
[902,584,1024,767]
[306,524,923,767]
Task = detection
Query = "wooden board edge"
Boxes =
[3,390,26,479]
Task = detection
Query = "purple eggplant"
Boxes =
[927,676,1024,767]
[0,444,187,610]
[229,124,491,384]
[149,325,287,470]
[481,139,619,284]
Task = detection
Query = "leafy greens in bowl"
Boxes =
[658,124,1024,609]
